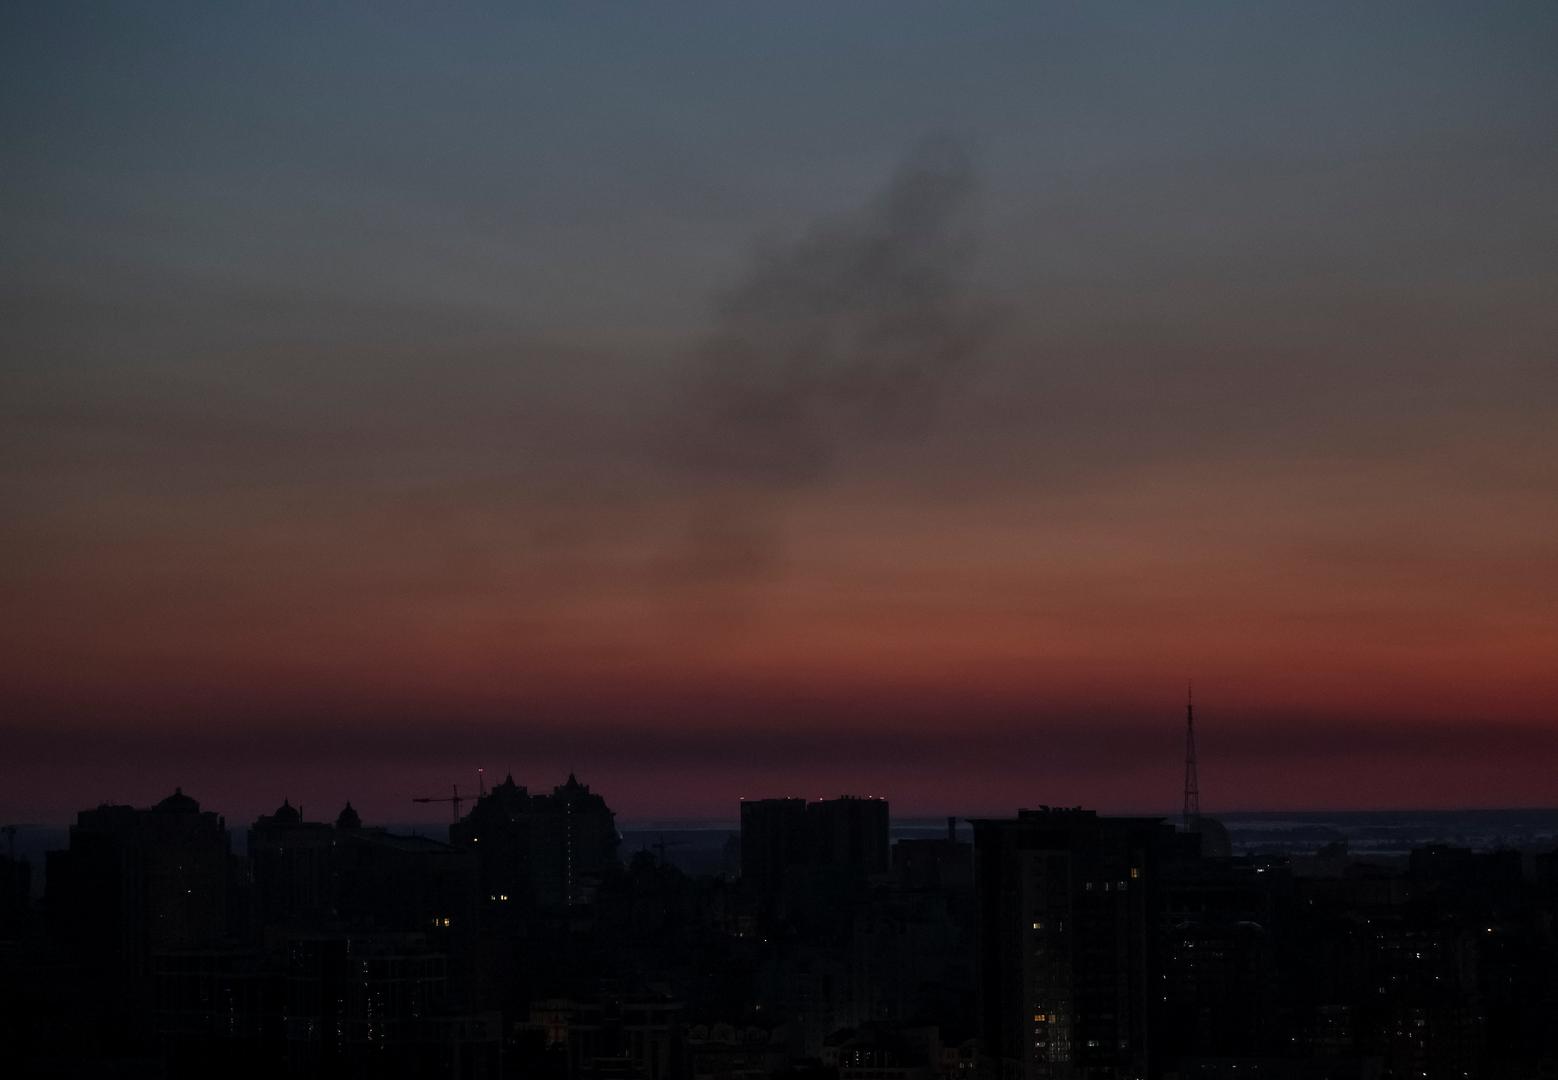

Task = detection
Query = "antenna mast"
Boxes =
[1182,684,1200,827]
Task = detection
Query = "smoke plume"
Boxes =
[672,137,991,489]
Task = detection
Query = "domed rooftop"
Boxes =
[271,798,301,824]
[336,802,361,830]
[154,787,200,814]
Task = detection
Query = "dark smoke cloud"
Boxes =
[657,138,994,584]
[670,137,992,489]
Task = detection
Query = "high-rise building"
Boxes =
[531,772,619,908]
[740,795,890,897]
[48,789,230,995]
[1156,857,1280,1062]
[739,797,808,894]
[450,772,619,910]
[248,799,336,928]
[248,797,475,937]
[450,773,534,916]
[808,796,890,878]
[972,808,1173,1080]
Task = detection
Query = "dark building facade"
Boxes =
[973,808,1173,1080]
[894,818,973,895]
[533,773,621,908]
[248,798,476,940]
[808,796,891,878]
[47,789,230,997]
[247,798,337,929]
[740,797,809,895]
[1157,857,1281,1064]
[740,795,890,898]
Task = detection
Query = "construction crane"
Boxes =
[412,784,464,822]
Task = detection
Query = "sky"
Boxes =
[3,2,1557,826]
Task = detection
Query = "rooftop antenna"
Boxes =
[1182,683,1200,828]
[478,768,486,797]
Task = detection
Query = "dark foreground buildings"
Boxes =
[6,784,1558,1079]
[970,811,1558,1080]
[17,787,499,1078]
